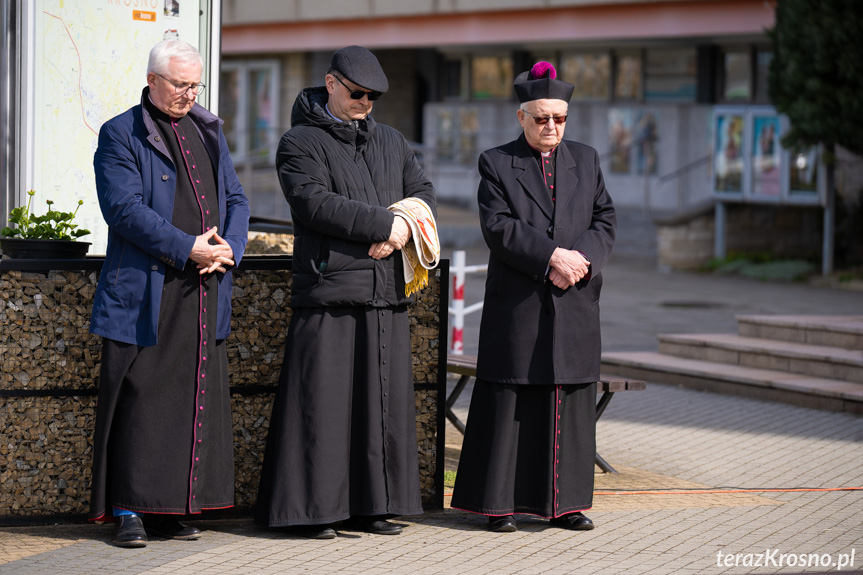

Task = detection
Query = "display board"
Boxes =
[712,106,823,206]
[22,0,215,253]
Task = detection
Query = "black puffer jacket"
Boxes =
[277,87,437,308]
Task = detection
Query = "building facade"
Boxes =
[220,0,847,266]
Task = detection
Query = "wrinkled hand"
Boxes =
[189,227,235,274]
[369,216,412,260]
[548,247,590,288]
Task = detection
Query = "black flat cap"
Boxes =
[330,45,389,93]
[514,61,574,103]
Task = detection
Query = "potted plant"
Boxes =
[1,190,92,259]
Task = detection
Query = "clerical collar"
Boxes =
[526,140,556,159]
[145,93,179,123]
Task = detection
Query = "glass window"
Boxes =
[789,147,819,196]
[614,52,641,100]
[220,68,240,153]
[751,115,781,197]
[471,55,513,100]
[442,57,463,100]
[644,48,696,102]
[714,113,745,193]
[722,50,751,101]
[754,50,773,103]
[560,53,610,101]
[249,68,276,155]
[220,60,280,161]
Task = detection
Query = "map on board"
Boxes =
[31,0,204,253]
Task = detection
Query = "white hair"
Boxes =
[147,39,203,75]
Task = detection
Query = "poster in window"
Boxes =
[751,115,781,197]
[789,147,819,196]
[634,110,658,175]
[608,108,633,173]
[714,113,744,193]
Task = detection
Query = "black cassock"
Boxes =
[89,104,234,520]
[451,136,616,518]
[254,305,422,527]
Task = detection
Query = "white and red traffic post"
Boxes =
[448,250,487,355]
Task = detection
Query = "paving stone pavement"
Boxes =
[2,381,861,574]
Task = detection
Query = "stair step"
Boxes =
[657,333,863,383]
[601,351,863,415]
[736,314,863,350]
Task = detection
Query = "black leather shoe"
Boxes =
[294,525,337,540]
[144,516,202,540]
[113,515,147,548]
[347,516,403,535]
[487,515,517,533]
[549,512,595,531]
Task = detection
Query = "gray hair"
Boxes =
[147,39,203,75]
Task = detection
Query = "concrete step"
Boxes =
[657,333,863,384]
[601,351,863,415]
[736,314,863,350]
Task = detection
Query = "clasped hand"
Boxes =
[548,247,590,289]
[369,215,412,260]
[190,227,235,274]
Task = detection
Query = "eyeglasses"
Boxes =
[333,74,382,101]
[156,73,206,97]
[523,110,568,125]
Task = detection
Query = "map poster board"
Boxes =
[22,0,215,254]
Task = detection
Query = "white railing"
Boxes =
[448,249,487,355]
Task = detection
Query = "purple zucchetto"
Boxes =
[513,61,574,103]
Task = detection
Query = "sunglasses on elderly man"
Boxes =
[523,110,568,125]
[334,74,383,101]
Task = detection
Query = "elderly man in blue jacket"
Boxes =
[88,39,249,548]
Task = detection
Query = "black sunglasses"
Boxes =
[523,110,568,125]
[334,75,383,101]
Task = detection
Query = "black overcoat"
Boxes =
[475,135,616,385]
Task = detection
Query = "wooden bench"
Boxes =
[446,353,646,475]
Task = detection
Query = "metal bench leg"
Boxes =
[446,374,471,435]
[595,452,618,475]
[595,390,618,474]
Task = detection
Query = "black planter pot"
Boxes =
[0,237,91,259]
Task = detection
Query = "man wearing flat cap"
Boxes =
[451,62,616,533]
[255,45,437,539]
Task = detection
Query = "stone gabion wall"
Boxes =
[0,264,442,520]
